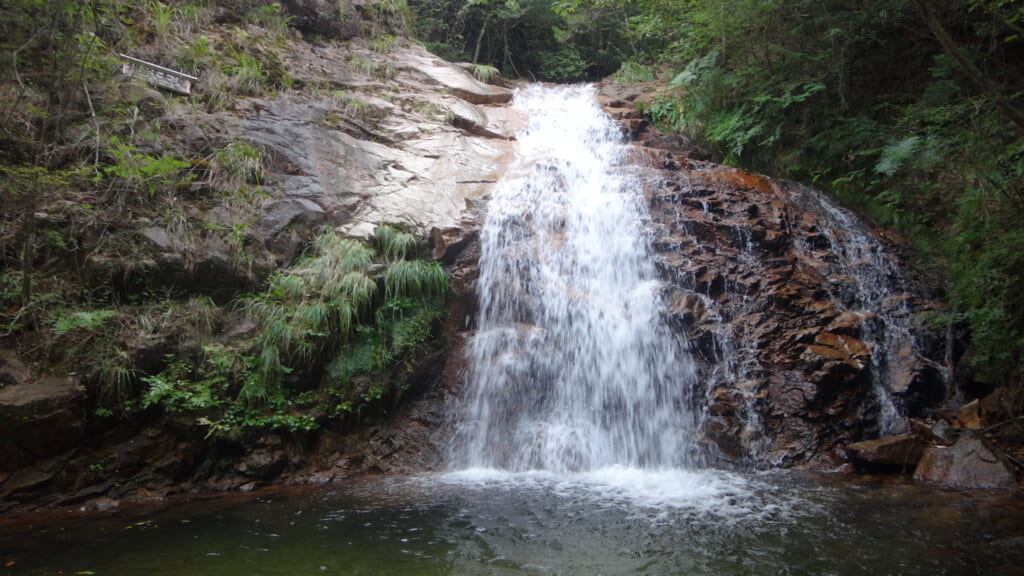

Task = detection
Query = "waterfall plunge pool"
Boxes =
[3,471,1022,576]
[5,86,1019,575]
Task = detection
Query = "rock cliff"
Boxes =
[0,7,520,509]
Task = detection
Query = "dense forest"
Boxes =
[1,0,1022,446]
[408,0,1024,399]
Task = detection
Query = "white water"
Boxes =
[789,184,931,435]
[448,85,703,475]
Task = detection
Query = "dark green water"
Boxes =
[2,470,1022,576]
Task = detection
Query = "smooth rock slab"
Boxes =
[914,436,1017,489]
[846,432,926,472]
[396,47,513,105]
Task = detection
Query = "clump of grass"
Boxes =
[369,33,401,53]
[374,224,416,262]
[329,90,371,120]
[247,2,293,39]
[230,53,268,95]
[236,229,447,403]
[384,259,446,299]
[173,35,216,75]
[613,62,654,84]
[472,63,501,84]
[212,139,264,190]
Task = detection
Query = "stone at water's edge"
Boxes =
[0,376,86,473]
[914,437,1017,489]
[846,433,927,473]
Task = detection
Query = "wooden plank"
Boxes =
[119,54,198,95]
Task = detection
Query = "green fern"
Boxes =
[875,136,921,176]
[53,310,117,336]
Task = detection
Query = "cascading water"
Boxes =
[449,84,703,473]
[789,184,936,436]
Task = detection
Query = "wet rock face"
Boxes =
[640,153,947,469]
[594,85,948,469]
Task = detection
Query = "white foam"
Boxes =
[436,466,763,519]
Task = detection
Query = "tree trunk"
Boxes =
[911,0,1024,134]
[473,21,486,64]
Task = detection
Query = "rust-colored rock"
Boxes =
[595,82,949,469]
[846,433,926,472]
[954,400,984,430]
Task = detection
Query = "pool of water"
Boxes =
[2,470,1022,576]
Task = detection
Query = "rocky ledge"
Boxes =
[588,83,1019,488]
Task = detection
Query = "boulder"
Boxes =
[0,376,86,471]
[282,0,363,40]
[624,136,944,468]
[140,225,181,252]
[914,436,1017,489]
[430,225,476,264]
[120,82,167,119]
[846,433,926,472]
[257,198,326,239]
[448,99,509,139]
[0,351,30,388]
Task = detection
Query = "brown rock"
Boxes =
[431,226,476,264]
[846,433,926,472]
[814,332,871,359]
[914,437,1017,489]
[120,83,167,119]
[826,311,875,336]
[0,351,30,387]
[0,376,86,471]
[954,400,984,430]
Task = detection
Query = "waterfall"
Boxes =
[448,85,703,472]
[789,184,928,436]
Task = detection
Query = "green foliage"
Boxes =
[174,35,216,75]
[53,309,117,336]
[248,2,294,38]
[101,134,192,197]
[362,0,411,37]
[384,259,447,299]
[623,0,1024,386]
[0,0,124,145]
[212,139,265,189]
[147,0,176,36]
[216,229,447,423]
[613,61,654,84]
[229,53,269,94]
[369,33,402,53]
[136,227,448,432]
[328,296,444,401]
[406,0,627,80]
[374,224,417,262]
[535,45,589,82]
